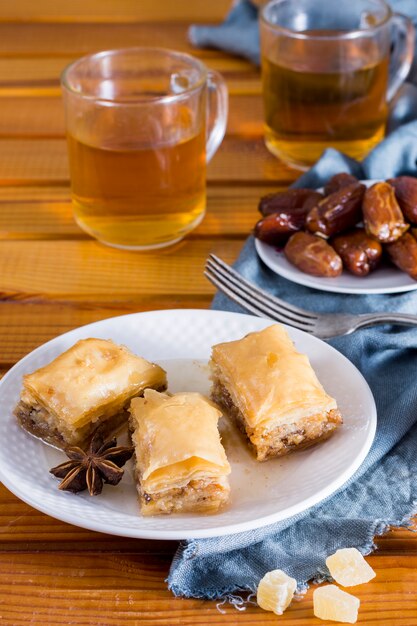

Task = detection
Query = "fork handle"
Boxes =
[355,312,417,330]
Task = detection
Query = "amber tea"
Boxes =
[262,45,389,168]
[260,0,414,169]
[68,130,206,249]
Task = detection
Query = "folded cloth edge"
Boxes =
[167,509,417,599]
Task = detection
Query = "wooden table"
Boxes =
[0,2,416,624]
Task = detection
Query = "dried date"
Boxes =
[324,173,359,196]
[387,176,417,224]
[254,209,307,246]
[363,182,409,243]
[385,232,417,280]
[301,191,324,212]
[258,189,319,216]
[284,232,343,277]
[332,228,382,276]
[306,183,365,237]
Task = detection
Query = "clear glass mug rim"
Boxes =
[260,0,394,40]
[60,47,208,106]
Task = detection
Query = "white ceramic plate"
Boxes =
[0,309,376,540]
[255,180,417,295]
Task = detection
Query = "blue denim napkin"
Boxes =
[167,127,417,601]
[189,0,260,66]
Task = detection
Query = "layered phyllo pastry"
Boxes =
[129,390,230,515]
[210,324,342,462]
[15,338,167,449]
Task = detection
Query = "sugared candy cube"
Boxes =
[313,584,360,623]
[326,548,376,587]
[257,569,297,615]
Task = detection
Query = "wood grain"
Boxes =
[0,302,220,367]
[0,553,416,625]
[0,0,231,23]
[0,484,174,551]
[0,138,292,185]
[0,239,240,302]
[0,23,226,57]
[0,185,277,240]
[0,55,257,84]
[0,95,264,138]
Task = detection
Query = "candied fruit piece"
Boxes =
[326,548,376,587]
[313,584,360,623]
[256,569,297,615]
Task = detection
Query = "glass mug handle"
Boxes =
[206,70,228,162]
[387,13,415,102]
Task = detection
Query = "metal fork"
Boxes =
[205,254,417,339]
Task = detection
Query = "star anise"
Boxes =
[50,432,134,496]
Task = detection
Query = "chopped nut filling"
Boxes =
[211,379,342,462]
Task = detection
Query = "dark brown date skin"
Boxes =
[284,231,343,277]
[254,209,308,246]
[306,183,365,237]
[301,191,324,212]
[387,176,417,223]
[332,228,383,277]
[324,173,359,196]
[258,189,319,216]
[385,232,417,280]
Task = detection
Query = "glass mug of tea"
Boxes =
[61,48,228,249]
[260,0,415,169]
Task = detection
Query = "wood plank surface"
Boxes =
[0,0,231,23]
[0,23,225,56]
[0,59,260,97]
[0,239,241,301]
[0,95,264,138]
[0,138,291,184]
[0,185,271,239]
[0,553,416,625]
[0,302,213,368]
[0,56,257,85]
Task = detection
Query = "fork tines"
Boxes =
[204,254,317,333]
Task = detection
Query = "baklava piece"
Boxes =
[210,324,342,462]
[15,338,167,449]
[129,390,230,515]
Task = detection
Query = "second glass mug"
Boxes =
[61,48,228,249]
[260,0,415,169]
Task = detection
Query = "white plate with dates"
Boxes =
[0,309,376,539]
[255,238,417,294]
[255,179,417,295]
